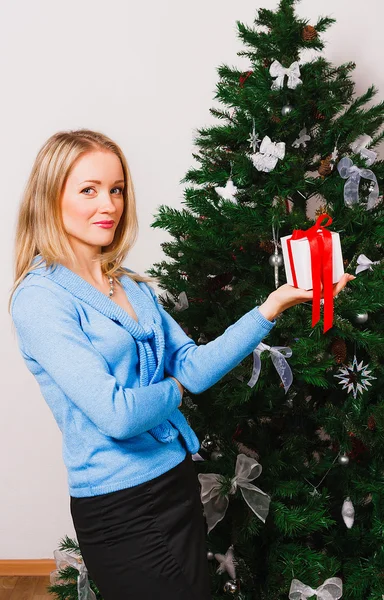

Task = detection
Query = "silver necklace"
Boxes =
[107,275,115,298]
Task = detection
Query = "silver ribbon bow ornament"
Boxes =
[351,133,377,167]
[289,577,343,600]
[50,549,96,600]
[251,135,286,173]
[173,290,189,311]
[198,453,271,533]
[269,59,302,90]
[247,342,293,393]
[355,253,380,275]
[337,157,380,210]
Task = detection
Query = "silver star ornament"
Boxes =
[215,545,237,580]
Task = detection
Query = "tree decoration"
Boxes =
[215,178,238,202]
[223,579,238,594]
[351,133,378,167]
[198,454,271,533]
[239,70,253,87]
[269,60,302,90]
[292,127,311,148]
[338,453,350,466]
[281,104,294,116]
[251,136,286,172]
[337,157,380,210]
[341,497,355,528]
[259,239,275,254]
[354,311,369,324]
[270,113,281,123]
[215,545,238,579]
[347,432,368,461]
[318,155,333,177]
[50,549,97,600]
[248,118,261,152]
[289,577,343,600]
[247,342,293,392]
[355,254,381,274]
[368,415,376,431]
[331,338,347,364]
[334,355,376,399]
[302,25,318,41]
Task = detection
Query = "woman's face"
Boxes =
[60,150,125,251]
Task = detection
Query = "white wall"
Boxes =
[1,0,383,559]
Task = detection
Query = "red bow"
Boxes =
[286,214,334,333]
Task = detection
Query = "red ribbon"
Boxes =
[286,214,334,333]
[239,70,253,87]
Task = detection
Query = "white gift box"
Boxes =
[280,230,345,290]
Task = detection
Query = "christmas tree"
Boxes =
[145,1,384,598]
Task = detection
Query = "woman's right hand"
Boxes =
[169,376,185,407]
[258,273,356,321]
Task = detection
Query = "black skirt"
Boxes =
[70,453,212,600]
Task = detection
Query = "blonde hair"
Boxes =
[8,128,159,315]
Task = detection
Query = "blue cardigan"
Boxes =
[11,255,275,497]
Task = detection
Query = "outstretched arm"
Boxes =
[141,283,275,395]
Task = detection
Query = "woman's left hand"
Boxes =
[259,273,356,322]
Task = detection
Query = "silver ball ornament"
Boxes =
[202,438,215,451]
[354,311,369,324]
[224,580,238,594]
[269,253,284,267]
[281,104,293,116]
[338,453,350,466]
[207,551,215,561]
[211,450,224,461]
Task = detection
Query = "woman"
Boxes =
[9,129,354,600]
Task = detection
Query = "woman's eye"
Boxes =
[81,187,124,195]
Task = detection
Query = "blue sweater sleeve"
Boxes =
[142,283,276,394]
[11,285,182,441]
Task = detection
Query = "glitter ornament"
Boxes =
[248,119,261,153]
[281,104,293,116]
[338,453,350,466]
[223,580,238,594]
[269,253,283,267]
[334,355,376,399]
[215,545,237,579]
[215,179,238,202]
[354,311,369,324]
[341,497,355,528]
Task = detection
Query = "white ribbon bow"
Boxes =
[247,342,293,393]
[355,254,380,275]
[173,290,189,311]
[289,577,343,600]
[269,59,302,90]
[50,549,96,600]
[337,157,380,210]
[198,453,271,533]
[251,135,286,172]
[351,134,377,167]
